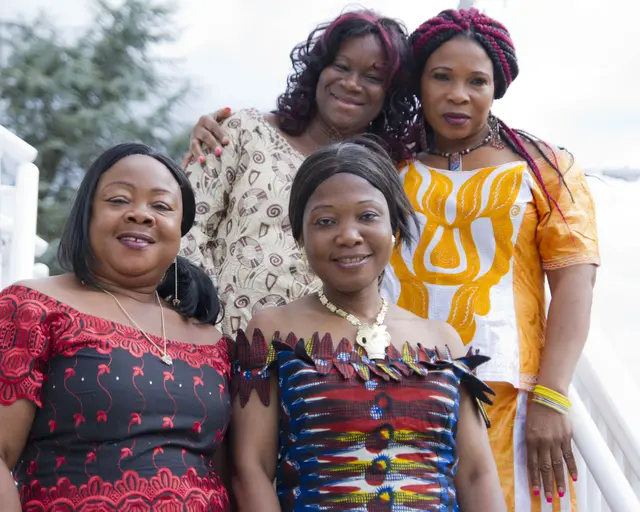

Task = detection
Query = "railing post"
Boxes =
[9,162,40,283]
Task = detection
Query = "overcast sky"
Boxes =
[5,0,639,169]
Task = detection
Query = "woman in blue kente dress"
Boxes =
[229,136,506,511]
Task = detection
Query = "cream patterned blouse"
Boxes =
[181,108,321,335]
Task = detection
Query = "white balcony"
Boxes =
[0,124,49,288]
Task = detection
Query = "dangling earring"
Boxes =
[488,113,505,149]
[172,259,180,307]
[391,234,396,246]
[419,118,430,153]
[298,246,308,272]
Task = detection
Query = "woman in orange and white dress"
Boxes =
[381,8,599,511]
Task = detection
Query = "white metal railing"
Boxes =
[570,315,640,511]
[0,124,45,288]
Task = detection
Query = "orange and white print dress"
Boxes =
[381,150,600,511]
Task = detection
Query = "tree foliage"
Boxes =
[0,0,191,273]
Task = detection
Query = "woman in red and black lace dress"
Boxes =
[0,143,232,511]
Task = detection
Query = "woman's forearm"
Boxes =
[537,265,596,394]
[233,469,280,512]
[457,472,507,512]
[0,458,20,512]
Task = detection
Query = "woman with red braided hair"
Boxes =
[381,8,599,511]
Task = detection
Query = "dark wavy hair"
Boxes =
[274,9,418,162]
[289,135,418,247]
[409,8,572,210]
[58,142,221,325]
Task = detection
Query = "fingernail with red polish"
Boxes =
[533,488,540,496]
[224,107,231,112]
[547,497,553,503]
[559,490,565,498]
[214,147,223,157]
[199,156,205,164]
[572,475,578,482]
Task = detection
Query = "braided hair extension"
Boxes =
[410,9,573,213]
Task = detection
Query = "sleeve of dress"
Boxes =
[180,113,249,284]
[0,287,53,408]
[532,149,601,271]
[452,349,496,428]
[230,328,278,408]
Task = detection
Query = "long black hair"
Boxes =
[58,142,221,325]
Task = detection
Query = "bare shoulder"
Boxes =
[390,305,466,358]
[245,296,311,340]
[185,320,224,346]
[245,304,288,338]
[12,274,80,298]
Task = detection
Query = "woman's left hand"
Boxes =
[525,400,577,503]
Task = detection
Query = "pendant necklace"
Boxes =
[101,288,173,365]
[317,290,390,360]
[428,132,491,172]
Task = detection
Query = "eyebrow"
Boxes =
[103,180,177,196]
[310,199,385,213]
[335,54,386,71]
[430,65,491,77]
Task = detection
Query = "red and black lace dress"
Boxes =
[0,285,232,511]
[233,329,495,511]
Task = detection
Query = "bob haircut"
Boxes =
[57,142,221,325]
[289,135,418,247]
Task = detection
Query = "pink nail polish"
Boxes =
[572,475,578,482]
[533,489,540,496]
[559,491,565,498]
[199,156,205,164]
[547,497,553,503]
[215,147,223,157]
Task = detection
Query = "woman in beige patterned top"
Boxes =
[181,10,418,334]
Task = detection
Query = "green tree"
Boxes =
[0,0,191,274]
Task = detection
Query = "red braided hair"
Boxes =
[409,8,572,213]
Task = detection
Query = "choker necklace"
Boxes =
[317,290,390,360]
[428,132,491,172]
[101,288,172,365]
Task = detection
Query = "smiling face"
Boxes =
[302,172,393,294]
[88,154,183,286]
[315,34,388,135]
[420,36,495,144]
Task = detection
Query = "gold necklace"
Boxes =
[101,288,172,366]
[317,290,391,360]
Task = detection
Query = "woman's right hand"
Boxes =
[182,107,234,167]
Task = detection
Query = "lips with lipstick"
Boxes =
[117,232,155,249]
[443,112,470,126]
[332,254,372,269]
